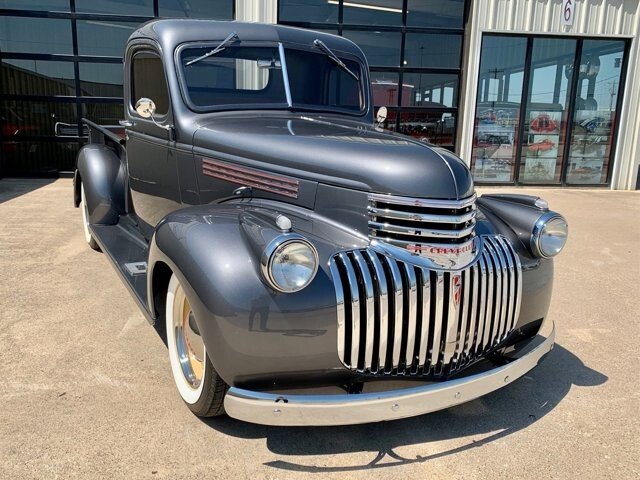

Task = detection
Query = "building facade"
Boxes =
[0,0,637,189]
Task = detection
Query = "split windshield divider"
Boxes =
[278,43,293,107]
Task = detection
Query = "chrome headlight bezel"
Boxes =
[260,233,319,293]
[530,212,568,258]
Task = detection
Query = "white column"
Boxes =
[235,0,277,24]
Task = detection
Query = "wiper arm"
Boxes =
[313,39,359,81]
[186,32,239,66]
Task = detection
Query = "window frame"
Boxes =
[127,46,171,123]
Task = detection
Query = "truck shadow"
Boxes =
[0,178,56,204]
[201,344,606,473]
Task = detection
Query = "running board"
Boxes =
[90,221,153,322]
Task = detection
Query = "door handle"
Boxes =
[119,120,134,127]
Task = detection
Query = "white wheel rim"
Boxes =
[80,184,93,244]
[166,275,206,405]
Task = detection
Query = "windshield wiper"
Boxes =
[186,32,239,66]
[313,39,359,81]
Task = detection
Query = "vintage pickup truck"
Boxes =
[74,19,568,426]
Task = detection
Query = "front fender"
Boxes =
[147,201,368,389]
[75,144,126,225]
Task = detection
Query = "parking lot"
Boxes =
[0,178,638,479]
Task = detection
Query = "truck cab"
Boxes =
[74,20,567,426]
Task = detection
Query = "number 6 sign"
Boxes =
[562,0,575,26]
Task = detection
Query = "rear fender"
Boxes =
[147,201,368,388]
[75,144,126,225]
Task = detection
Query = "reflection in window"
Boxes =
[402,73,458,107]
[76,0,153,16]
[371,72,399,107]
[1,60,75,96]
[132,53,169,114]
[406,0,465,28]
[471,36,527,183]
[343,0,403,26]
[159,0,233,18]
[77,20,140,57]
[0,100,76,137]
[404,33,462,69]
[0,17,72,54]
[79,63,124,97]
[82,102,124,126]
[566,39,626,185]
[279,0,338,23]
[519,38,577,185]
[399,112,455,146]
[0,0,69,11]
[341,30,401,67]
[1,141,79,176]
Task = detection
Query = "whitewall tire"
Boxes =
[80,183,100,251]
[165,274,228,417]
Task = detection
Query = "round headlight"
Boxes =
[262,235,319,293]
[532,214,568,258]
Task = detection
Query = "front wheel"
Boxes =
[166,274,228,417]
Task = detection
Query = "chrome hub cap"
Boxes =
[172,285,204,389]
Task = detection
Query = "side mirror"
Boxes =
[135,97,156,119]
[376,106,388,126]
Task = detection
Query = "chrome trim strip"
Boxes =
[430,271,445,367]
[366,250,388,372]
[353,250,375,371]
[328,258,345,365]
[385,256,404,369]
[368,206,476,225]
[369,222,475,239]
[417,268,431,367]
[224,324,555,426]
[404,264,418,367]
[278,43,292,107]
[340,253,360,368]
[368,192,477,209]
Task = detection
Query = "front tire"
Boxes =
[166,274,228,417]
[80,183,100,251]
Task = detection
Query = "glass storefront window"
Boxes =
[278,0,338,23]
[518,38,577,184]
[565,39,626,185]
[472,36,527,183]
[79,63,123,98]
[0,100,77,137]
[402,73,458,107]
[77,20,141,57]
[159,0,233,18]
[81,102,124,125]
[1,141,79,176]
[371,72,400,107]
[406,0,465,28]
[404,33,462,69]
[1,60,75,96]
[0,17,72,54]
[398,111,455,146]
[76,0,153,16]
[343,0,403,26]
[0,0,69,11]
[341,30,402,67]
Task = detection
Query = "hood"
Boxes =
[192,114,474,200]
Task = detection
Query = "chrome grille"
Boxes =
[368,193,477,253]
[329,235,522,377]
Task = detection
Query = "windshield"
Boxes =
[179,45,365,114]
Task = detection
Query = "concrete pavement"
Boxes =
[0,178,638,479]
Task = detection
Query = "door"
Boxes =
[126,49,181,238]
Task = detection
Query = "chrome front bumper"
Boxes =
[224,323,555,426]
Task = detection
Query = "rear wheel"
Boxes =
[80,183,100,251]
[166,274,228,417]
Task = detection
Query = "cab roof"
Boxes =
[129,19,366,59]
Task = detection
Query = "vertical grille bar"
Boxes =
[417,268,431,367]
[464,263,479,361]
[456,268,470,364]
[404,264,418,368]
[481,250,494,351]
[486,242,502,347]
[496,237,515,340]
[442,271,462,366]
[489,238,508,344]
[329,258,346,365]
[384,257,404,369]
[339,252,361,368]
[430,271,445,367]
[475,254,487,354]
[352,251,376,370]
[365,250,389,372]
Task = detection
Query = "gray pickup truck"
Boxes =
[74,19,568,426]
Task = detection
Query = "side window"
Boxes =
[131,52,169,116]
